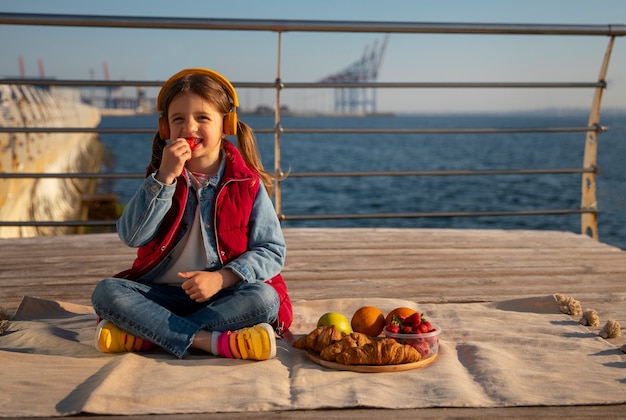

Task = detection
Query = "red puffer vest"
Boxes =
[115,140,292,334]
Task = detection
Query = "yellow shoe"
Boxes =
[95,319,151,353]
[231,323,277,361]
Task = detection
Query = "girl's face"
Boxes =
[167,91,225,169]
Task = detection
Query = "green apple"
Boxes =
[317,312,352,335]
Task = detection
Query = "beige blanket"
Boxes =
[0,295,624,417]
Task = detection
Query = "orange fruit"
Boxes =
[385,307,418,326]
[351,306,386,337]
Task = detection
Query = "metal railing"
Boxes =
[1,12,625,239]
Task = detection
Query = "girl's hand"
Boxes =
[155,138,191,185]
[179,269,239,303]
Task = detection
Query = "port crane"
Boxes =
[319,35,389,114]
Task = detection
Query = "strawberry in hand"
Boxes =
[184,137,201,151]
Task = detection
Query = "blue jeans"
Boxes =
[91,278,280,359]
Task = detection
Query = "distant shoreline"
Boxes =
[98,107,626,118]
[99,108,143,117]
[98,109,397,118]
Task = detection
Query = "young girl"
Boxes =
[91,68,292,360]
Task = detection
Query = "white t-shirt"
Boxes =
[153,171,212,285]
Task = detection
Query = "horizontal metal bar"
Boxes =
[0,78,166,87]
[0,172,144,179]
[0,208,596,228]
[0,127,156,134]
[0,220,116,228]
[279,126,607,135]
[0,125,607,135]
[0,167,597,180]
[279,208,595,222]
[0,79,607,89]
[1,13,624,36]
[286,167,597,178]
[285,82,607,89]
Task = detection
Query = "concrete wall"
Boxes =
[0,85,102,237]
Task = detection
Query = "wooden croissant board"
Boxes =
[293,326,422,366]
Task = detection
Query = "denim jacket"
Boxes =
[116,142,286,285]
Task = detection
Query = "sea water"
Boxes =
[97,110,626,250]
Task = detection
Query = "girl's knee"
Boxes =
[91,278,123,305]
[250,281,280,305]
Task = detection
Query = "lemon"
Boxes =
[317,312,352,335]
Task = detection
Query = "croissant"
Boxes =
[335,338,421,365]
[293,325,345,353]
[320,332,372,362]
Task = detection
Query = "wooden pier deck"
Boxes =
[1,227,625,418]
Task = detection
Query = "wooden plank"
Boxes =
[1,228,624,319]
[1,227,625,418]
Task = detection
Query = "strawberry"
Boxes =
[401,325,414,334]
[387,311,437,336]
[417,323,430,334]
[386,323,400,334]
[390,314,406,325]
[184,137,200,151]
[411,340,430,356]
[404,312,422,327]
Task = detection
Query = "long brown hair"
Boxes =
[146,70,275,195]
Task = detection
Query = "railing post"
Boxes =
[581,36,615,240]
[273,32,283,218]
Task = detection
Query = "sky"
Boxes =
[1,0,625,113]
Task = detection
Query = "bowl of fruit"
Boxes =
[383,311,441,359]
